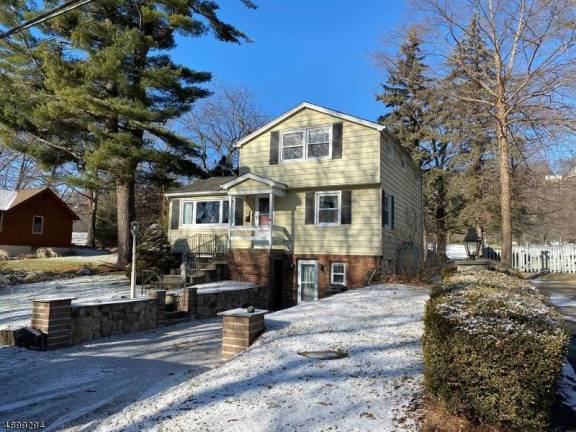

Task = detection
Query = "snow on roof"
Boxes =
[0,189,17,211]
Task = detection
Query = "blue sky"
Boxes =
[172,0,407,122]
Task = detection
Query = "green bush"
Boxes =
[423,270,569,432]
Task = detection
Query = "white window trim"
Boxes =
[180,199,229,228]
[330,262,347,286]
[383,193,393,229]
[279,125,332,163]
[315,191,341,227]
[32,215,44,234]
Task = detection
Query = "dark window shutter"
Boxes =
[234,198,244,226]
[391,195,395,229]
[332,122,343,159]
[381,190,386,227]
[270,131,280,165]
[305,192,315,225]
[341,190,352,224]
[170,199,180,230]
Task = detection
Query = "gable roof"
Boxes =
[220,173,287,191]
[235,102,386,148]
[0,187,79,219]
[165,177,234,197]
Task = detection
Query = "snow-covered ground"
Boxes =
[0,277,256,331]
[0,274,131,330]
[446,243,467,260]
[98,284,428,432]
[0,319,222,431]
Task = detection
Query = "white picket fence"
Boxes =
[489,244,576,273]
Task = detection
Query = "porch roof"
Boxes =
[220,173,287,196]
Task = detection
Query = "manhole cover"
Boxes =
[297,349,348,360]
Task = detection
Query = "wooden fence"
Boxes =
[488,244,576,273]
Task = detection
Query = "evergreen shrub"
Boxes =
[423,270,569,431]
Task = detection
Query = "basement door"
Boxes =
[298,260,318,303]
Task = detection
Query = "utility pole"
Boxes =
[0,0,97,40]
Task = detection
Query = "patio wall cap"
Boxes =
[33,296,78,303]
[218,308,269,318]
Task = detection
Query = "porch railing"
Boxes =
[185,233,229,274]
[229,225,290,250]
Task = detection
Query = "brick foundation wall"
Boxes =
[227,249,380,307]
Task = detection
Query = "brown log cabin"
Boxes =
[0,187,79,255]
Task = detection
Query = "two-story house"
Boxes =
[166,102,423,308]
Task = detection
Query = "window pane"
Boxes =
[282,146,303,160]
[308,143,329,158]
[196,201,220,224]
[319,209,338,224]
[223,201,229,224]
[333,274,344,283]
[319,195,338,209]
[332,263,345,274]
[283,131,304,147]
[183,202,194,224]
[307,127,329,144]
[33,216,43,233]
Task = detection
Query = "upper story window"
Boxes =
[181,200,229,226]
[280,126,332,162]
[32,215,44,234]
[316,191,340,226]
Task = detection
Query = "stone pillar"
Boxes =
[179,287,198,318]
[218,308,268,360]
[150,290,166,324]
[31,297,75,349]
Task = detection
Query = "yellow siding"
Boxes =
[380,135,423,261]
[272,186,382,255]
[228,178,270,193]
[239,108,381,189]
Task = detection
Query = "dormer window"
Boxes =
[280,126,332,162]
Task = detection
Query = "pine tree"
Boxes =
[0,0,255,265]
[377,28,455,258]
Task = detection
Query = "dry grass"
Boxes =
[420,397,503,432]
[2,258,119,274]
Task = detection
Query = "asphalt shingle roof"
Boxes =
[168,177,235,194]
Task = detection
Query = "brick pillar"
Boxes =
[179,287,198,318]
[218,308,268,360]
[31,297,75,349]
[150,290,166,324]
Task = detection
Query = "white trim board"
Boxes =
[234,102,386,148]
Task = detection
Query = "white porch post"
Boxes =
[228,195,233,250]
[269,190,274,250]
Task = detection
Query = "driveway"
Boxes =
[533,279,576,428]
[0,319,222,431]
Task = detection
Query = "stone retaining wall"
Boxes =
[196,285,268,319]
[70,298,158,344]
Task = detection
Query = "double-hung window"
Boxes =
[181,200,229,227]
[316,191,340,226]
[383,192,394,229]
[281,130,305,161]
[280,126,331,162]
[331,262,347,286]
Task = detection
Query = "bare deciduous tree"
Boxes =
[418,0,576,265]
[182,83,268,175]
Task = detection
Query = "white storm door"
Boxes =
[298,260,319,303]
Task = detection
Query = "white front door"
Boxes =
[298,260,318,303]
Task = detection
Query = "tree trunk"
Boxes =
[116,174,135,267]
[496,104,513,267]
[435,175,448,260]
[86,190,98,248]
